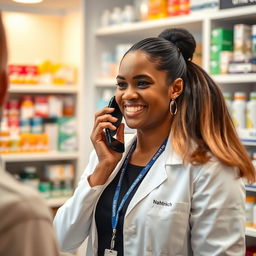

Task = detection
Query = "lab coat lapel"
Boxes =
[125,139,171,216]
[125,136,183,216]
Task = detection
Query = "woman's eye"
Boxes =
[116,82,127,89]
[137,81,150,87]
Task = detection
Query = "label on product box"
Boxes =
[220,0,256,9]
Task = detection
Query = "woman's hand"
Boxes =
[88,106,125,186]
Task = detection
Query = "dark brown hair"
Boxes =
[125,28,255,183]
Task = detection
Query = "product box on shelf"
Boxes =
[57,117,77,152]
[211,28,233,46]
[219,0,256,9]
[9,65,39,84]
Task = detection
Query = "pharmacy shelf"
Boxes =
[95,6,255,37]
[246,227,256,238]
[46,197,70,207]
[96,14,203,37]
[95,78,116,87]
[212,74,256,84]
[9,84,78,94]
[1,151,79,163]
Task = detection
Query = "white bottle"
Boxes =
[101,9,111,27]
[246,92,256,128]
[223,92,232,114]
[232,92,247,129]
[110,7,122,25]
[122,5,135,23]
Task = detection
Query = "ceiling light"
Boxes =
[12,0,43,4]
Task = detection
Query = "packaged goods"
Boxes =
[44,118,58,151]
[134,0,149,21]
[223,92,232,114]
[167,0,180,16]
[34,96,49,118]
[234,24,252,61]
[211,28,233,46]
[245,196,256,227]
[246,92,256,128]
[48,95,63,118]
[122,5,135,23]
[148,0,168,20]
[8,65,38,84]
[228,61,256,74]
[252,25,256,57]
[20,96,34,119]
[232,92,247,128]
[100,9,111,27]
[20,166,39,190]
[57,117,77,152]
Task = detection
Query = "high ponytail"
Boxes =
[124,27,256,183]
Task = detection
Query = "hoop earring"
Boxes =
[170,99,177,115]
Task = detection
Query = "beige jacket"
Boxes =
[0,164,59,256]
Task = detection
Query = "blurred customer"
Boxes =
[0,12,59,256]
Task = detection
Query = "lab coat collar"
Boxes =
[125,134,183,217]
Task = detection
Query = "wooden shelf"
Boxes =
[1,151,79,163]
[9,84,78,94]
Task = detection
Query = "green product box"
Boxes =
[211,28,234,46]
[210,60,220,74]
[210,44,233,60]
[57,117,77,152]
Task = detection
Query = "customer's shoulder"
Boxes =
[0,171,52,230]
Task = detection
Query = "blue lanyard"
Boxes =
[110,138,168,249]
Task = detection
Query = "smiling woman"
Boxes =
[54,28,255,256]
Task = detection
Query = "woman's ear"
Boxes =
[168,78,183,99]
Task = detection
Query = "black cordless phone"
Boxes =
[105,96,125,153]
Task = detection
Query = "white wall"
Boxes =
[2,12,62,64]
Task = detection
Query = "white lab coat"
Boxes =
[54,135,245,256]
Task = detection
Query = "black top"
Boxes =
[95,163,145,256]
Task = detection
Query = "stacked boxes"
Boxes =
[210,28,233,74]
[234,24,252,61]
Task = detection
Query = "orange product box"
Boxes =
[8,65,25,84]
[179,0,190,15]
[167,0,180,16]
[148,0,168,20]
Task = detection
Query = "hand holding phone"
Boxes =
[105,96,125,153]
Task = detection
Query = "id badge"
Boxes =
[104,249,118,256]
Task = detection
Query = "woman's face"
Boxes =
[115,50,173,133]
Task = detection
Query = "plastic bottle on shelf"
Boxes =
[0,131,9,153]
[110,7,122,25]
[100,9,111,27]
[232,92,247,129]
[246,196,256,227]
[122,5,135,23]
[20,166,40,191]
[223,92,232,115]
[20,95,34,119]
[246,92,256,129]
[134,0,149,21]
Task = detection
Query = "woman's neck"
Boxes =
[129,125,171,166]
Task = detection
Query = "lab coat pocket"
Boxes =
[145,202,190,255]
